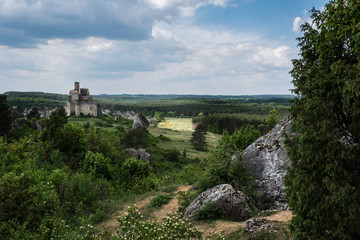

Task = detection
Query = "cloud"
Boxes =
[292,16,303,33]
[0,0,232,47]
[0,21,293,95]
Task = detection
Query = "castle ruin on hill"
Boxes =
[65,82,101,116]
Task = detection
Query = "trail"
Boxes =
[98,185,292,238]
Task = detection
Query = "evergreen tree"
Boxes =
[0,94,11,137]
[285,1,360,239]
[190,123,207,150]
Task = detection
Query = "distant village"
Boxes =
[11,82,138,121]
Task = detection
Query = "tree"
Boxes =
[190,123,207,150]
[42,107,68,143]
[285,1,360,239]
[0,94,11,137]
[26,106,40,120]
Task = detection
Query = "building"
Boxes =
[65,82,101,116]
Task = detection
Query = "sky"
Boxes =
[0,0,328,95]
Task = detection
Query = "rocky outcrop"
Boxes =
[125,148,157,172]
[245,218,273,235]
[126,148,152,164]
[184,184,257,221]
[242,116,293,210]
[132,113,149,129]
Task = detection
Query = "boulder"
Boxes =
[125,148,152,164]
[242,116,293,210]
[125,148,157,172]
[184,184,257,221]
[245,218,273,235]
[132,113,149,129]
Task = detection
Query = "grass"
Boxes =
[149,118,221,160]
[69,116,221,160]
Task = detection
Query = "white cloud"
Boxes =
[0,0,233,47]
[292,16,303,33]
[0,21,294,95]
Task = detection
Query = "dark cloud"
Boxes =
[0,0,229,47]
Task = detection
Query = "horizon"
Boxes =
[0,0,327,95]
[3,90,295,97]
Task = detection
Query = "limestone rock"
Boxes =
[132,113,149,129]
[242,116,293,210]
[245,218,273,235]
[125,148,157,172]
[184,184,257,221]
[125,148,152,164]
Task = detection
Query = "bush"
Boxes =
[0,172,60,235]
[114,206,202,240]
[194,201,223,221]
[149,194,172,207]
[82,151,113,179]
[177,189,198,213]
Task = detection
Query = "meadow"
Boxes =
[149,118,222,159]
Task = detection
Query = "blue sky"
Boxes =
[0,0,328,95]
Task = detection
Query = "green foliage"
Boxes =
[121,157,151,185]
[26,107,40,121]
[0,94,12,137]
[198,129,252,193]
[82,151,113,179]
[114,206,202,239]
[176,189,198,213]
[154,111,165,121]
[190,123,207,150]
[158,134,172,141]
[199,152,250,193]
[285,1,360,239]
[230,125,261,152]
[0,172,60,235]
[194,201,223,221]
[259,109,280,134]
[42,107,68,143]
[122,128,156,148]
[149,194,172,207]
[193,113,263,134]
[166,111,176,117]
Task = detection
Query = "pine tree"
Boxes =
[190,123,207,150]
[285,1,360,239]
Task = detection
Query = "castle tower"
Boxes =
[65,82,101,117]
[75,82,80,92]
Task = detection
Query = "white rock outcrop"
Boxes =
[242,116,293,210]
[184,184,257,221]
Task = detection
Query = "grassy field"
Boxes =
[68,116,118,131]
[149,118,221,160]
[68,116,221,160]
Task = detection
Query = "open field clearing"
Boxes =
[149,118,221,159]
[157,118,193,131]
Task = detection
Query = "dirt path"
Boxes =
[98,185,292,238]
[152,185,192,223]
[99,195,153,231]
[99,185,192,232]
[196,211,293,238]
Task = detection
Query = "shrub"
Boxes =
[194,201,223,221]
[0,172,60,235]
[82,151,113,179]
[177,189,198,213]
[149,194,172,207]
[115,206,202,240]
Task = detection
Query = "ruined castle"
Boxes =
[65,82,101,116]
